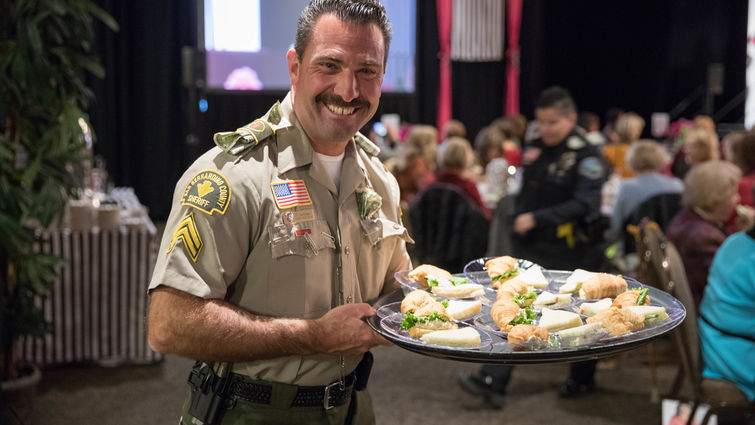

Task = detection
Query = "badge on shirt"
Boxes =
[181,170,231,215]
[271,180,313,209]
[282,208,316,225]
[566,136,586,150]
[167,211,203,262]
[578,157,604,180]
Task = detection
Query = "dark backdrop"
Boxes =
[89,0,747,221]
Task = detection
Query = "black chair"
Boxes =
[487,194,515,256]
[623,192,681,254]
[408,183,489,273]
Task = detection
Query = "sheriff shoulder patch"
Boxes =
[167,211,203,262]
[578,157,604,180]
[181,170,231,215]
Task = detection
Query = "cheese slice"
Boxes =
[516,265,548,290]
[555,322,605,338]
[579,298,613,317]
[559,269,597,294]
[533,291,572,308]
[420,326,481,348]
[538,308,583,332]
[431,283,485,298]
[625,305,669,324]
[445,299,482,321]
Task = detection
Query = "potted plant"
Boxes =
[0,0,117,417]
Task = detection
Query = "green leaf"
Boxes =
[426,277,439,288]
[492,267,520,282]
[81,2,120,31]
[449,276,468,286]
[512,291,537,307]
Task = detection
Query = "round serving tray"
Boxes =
[366,269,685,364]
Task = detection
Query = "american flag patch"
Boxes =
[271,180,312,209]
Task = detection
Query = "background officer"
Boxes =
[147,1,411,424]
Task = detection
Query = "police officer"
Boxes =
[147,2,411,424]
[459,86,607,406]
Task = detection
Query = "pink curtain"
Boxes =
[505,0,523,116]
[436,0,453,133]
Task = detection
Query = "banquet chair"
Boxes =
[632,219,755,424]
[408,183,489,273]
[486,193,515,256]
[623,192,681,256]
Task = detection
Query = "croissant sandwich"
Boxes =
[400,300,457,338]
[485,256,520,288]
[507,324,549,344]
[611,288,650,308]
[578,273,627,299]
[408,264,453,287]
[585,305,644,336]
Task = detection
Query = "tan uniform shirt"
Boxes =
[149,93,412,386]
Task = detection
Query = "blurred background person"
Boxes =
[673,127,720,179]
[435,137,489,218]
[666,161,745,309]
[608,140,683,252]
[393,125,438,204]
[578,110,606,146]
[698,224,755,413]
[603,112,645,178]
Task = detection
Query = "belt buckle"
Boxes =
[322,381,339,410]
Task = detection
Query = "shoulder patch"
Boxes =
[354,132,380,156]
[167,211,203,262]
[214,118,275,155]
[566,136,586,150]
[578,157,604,180]
[181,170,232,215]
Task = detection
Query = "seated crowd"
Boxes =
[369,86,755,413]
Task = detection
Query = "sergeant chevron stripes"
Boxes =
[167,211,203,262]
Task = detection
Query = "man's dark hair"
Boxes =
[536,86,577,117]
[295,0,392,63]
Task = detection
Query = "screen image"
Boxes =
[203,0,416,93]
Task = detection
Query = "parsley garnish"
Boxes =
[400,311,449,330]
[512,291,537,307]
[508,307,537,326]
[426,277,439,288]
[441,299,449,308]
[492,267,520,282]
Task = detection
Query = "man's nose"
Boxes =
[333,70,359,103]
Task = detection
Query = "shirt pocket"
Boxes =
[269,219,336,259]
[360,215,413,246]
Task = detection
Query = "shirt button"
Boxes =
[393,223,401,230]
[344,246,351,255]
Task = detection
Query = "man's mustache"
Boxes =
[316,93,367,109]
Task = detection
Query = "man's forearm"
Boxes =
[148,286,321,362]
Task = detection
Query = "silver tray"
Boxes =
[366,269,685,364]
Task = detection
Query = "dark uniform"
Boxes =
[513,129,607,271]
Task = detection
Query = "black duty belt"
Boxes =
[229,372,356,410]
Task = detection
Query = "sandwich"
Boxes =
[533,291,572,309]
[625,305,669,325]
[491,299,536,332]
[538,308,583,332]
[401,289,433,314]
[400,302,457,339]
[428,275,485,299]
[445,299,482,321]
[559,269,596,294]
[554,322,607,346]
[611,288,650,308]
[585,306,644,336]
[578,273,628,299]
[485,256,520,288]
[507,324,549,344]
[408,264,453,287]
[497,278,533,301]
[420,326,481,348]
[514,265,549,290]
[578,298,612,316]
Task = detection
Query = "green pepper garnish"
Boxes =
[635,287,649,305]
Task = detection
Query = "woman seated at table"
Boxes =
[666,161,749,309]
[435,137,489,218]
[608,140,683,243]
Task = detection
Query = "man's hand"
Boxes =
[312,303,392,356]
[514,212,536,235]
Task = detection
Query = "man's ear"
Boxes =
[287,48,300,89]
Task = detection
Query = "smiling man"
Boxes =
[146,1,412,424]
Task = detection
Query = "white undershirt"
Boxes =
[314,151,345,189]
